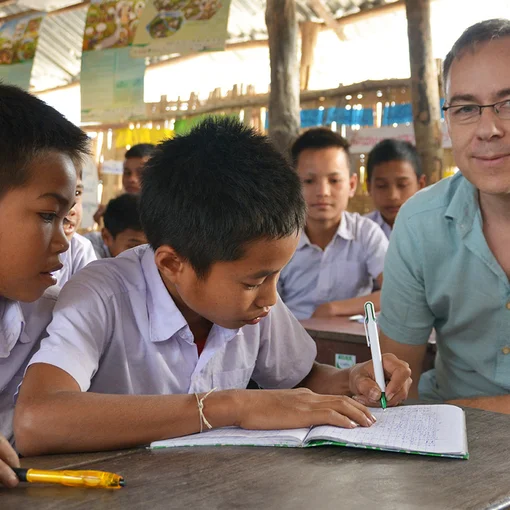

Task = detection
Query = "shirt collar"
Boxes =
[297,213,354,250]
[140,248,188,343]
[444,173,479,236]
[0,297,26,357]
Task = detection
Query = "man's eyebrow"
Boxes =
[37,192,71,207]
[449,89,510,104]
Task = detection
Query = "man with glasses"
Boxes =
[377,19,510,413]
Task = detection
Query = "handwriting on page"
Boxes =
[312,405,456,453]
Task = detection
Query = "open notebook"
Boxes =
[151,404,468,459]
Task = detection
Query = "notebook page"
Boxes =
[151,426,310,448]
[305,405,467,455]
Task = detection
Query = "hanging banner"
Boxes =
[0,12,44,90]
[131,0,232,58]
[81,1,147,123]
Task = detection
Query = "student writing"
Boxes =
[15,118,411,456]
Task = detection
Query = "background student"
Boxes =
[278,128,389,320]
[364,139,426,238]
[14,118,411,456]
[86,193,147,259]
[379,19,510,411]
[93,143,156,224]
[54,173,97,287]
[0,84,88,452]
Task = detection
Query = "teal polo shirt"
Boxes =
[379,171,510,401]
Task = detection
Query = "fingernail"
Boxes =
[8,474,18,487]
[365,417,373,426]
[349,420,359,428]
[387,392,395,401]
[369,388,380,401]
[371,414,377,422]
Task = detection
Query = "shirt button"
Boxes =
[506,302,510,310]
[502,347,510,355]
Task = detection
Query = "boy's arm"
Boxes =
[0,434,19,488]
[311,276,382,317]
[14,363,377,456]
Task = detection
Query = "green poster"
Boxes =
[0,13,44,89]
[81,1,147,123]
[131,0,232,58]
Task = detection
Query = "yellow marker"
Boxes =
[12,468,125,489]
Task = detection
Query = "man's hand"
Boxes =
[0,434,19,488]
[348,353,412,407]
[235,388,377,430]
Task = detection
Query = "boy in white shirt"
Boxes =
[15,118,411,456]
[54,175,96,287]
[0,84,88,486]
[364,139,426,239]
[278,128,388,319]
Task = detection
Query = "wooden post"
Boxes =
[265,0,301,155]
[300,22,320,91]
[405,0,443,184]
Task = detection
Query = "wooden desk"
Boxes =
[301,317,436,372]
[2,407,509,509]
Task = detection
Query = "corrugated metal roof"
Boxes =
[0,0,396,92]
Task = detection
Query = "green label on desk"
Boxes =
[335,354,356,369]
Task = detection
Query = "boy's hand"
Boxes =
[235,388,376,430]
[0,434,19,488]
[349,353,412,407]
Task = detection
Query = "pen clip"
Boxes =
[363,301,376,348]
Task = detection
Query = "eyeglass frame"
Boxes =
[442,99,510,123]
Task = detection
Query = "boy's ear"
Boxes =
[418,174,427,189]
[349,173,358,198]
[101,228,114,248]
[154,245,186,284]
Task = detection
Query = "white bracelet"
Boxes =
[195,387,217,433]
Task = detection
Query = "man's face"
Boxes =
[122,156,150,194]
[0,152,75,301]
[63,178,83,240]
[161,235,299,330]
[445,37,510,196]
[102,227,147,257]
[296,147,357,225]
[368,160,426,225]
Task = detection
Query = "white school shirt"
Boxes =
[28,245,317,396]
[54,233,97,287]
[0,289,57,443]
[364,210,392,240]
[278,211,389,320]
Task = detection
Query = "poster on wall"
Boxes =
[0,12,44,90]
[81,1,147,123]
[131,0,232,58]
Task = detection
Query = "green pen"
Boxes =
[363,301,387,410]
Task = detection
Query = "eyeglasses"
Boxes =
[442,99,510,124]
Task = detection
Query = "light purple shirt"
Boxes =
[55,233,97,287]
[28,245,317,396]
[364,210,392,239]
[0,289,57,443]
[278,211,389,320]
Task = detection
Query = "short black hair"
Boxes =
[104,193,143,238]
[443,19,510,94]
[291,127,353,174]
[0,84,89,197]
[140,117,306,278]
[125,143,155,160]
[366,139,422,182]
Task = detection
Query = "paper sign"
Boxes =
[335,354,357,369]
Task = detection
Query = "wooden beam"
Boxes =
[265,0,301,154]
[405,0,443,184]
[336,0,405,27]
[309,0,345,41]
[300,22,320,90]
